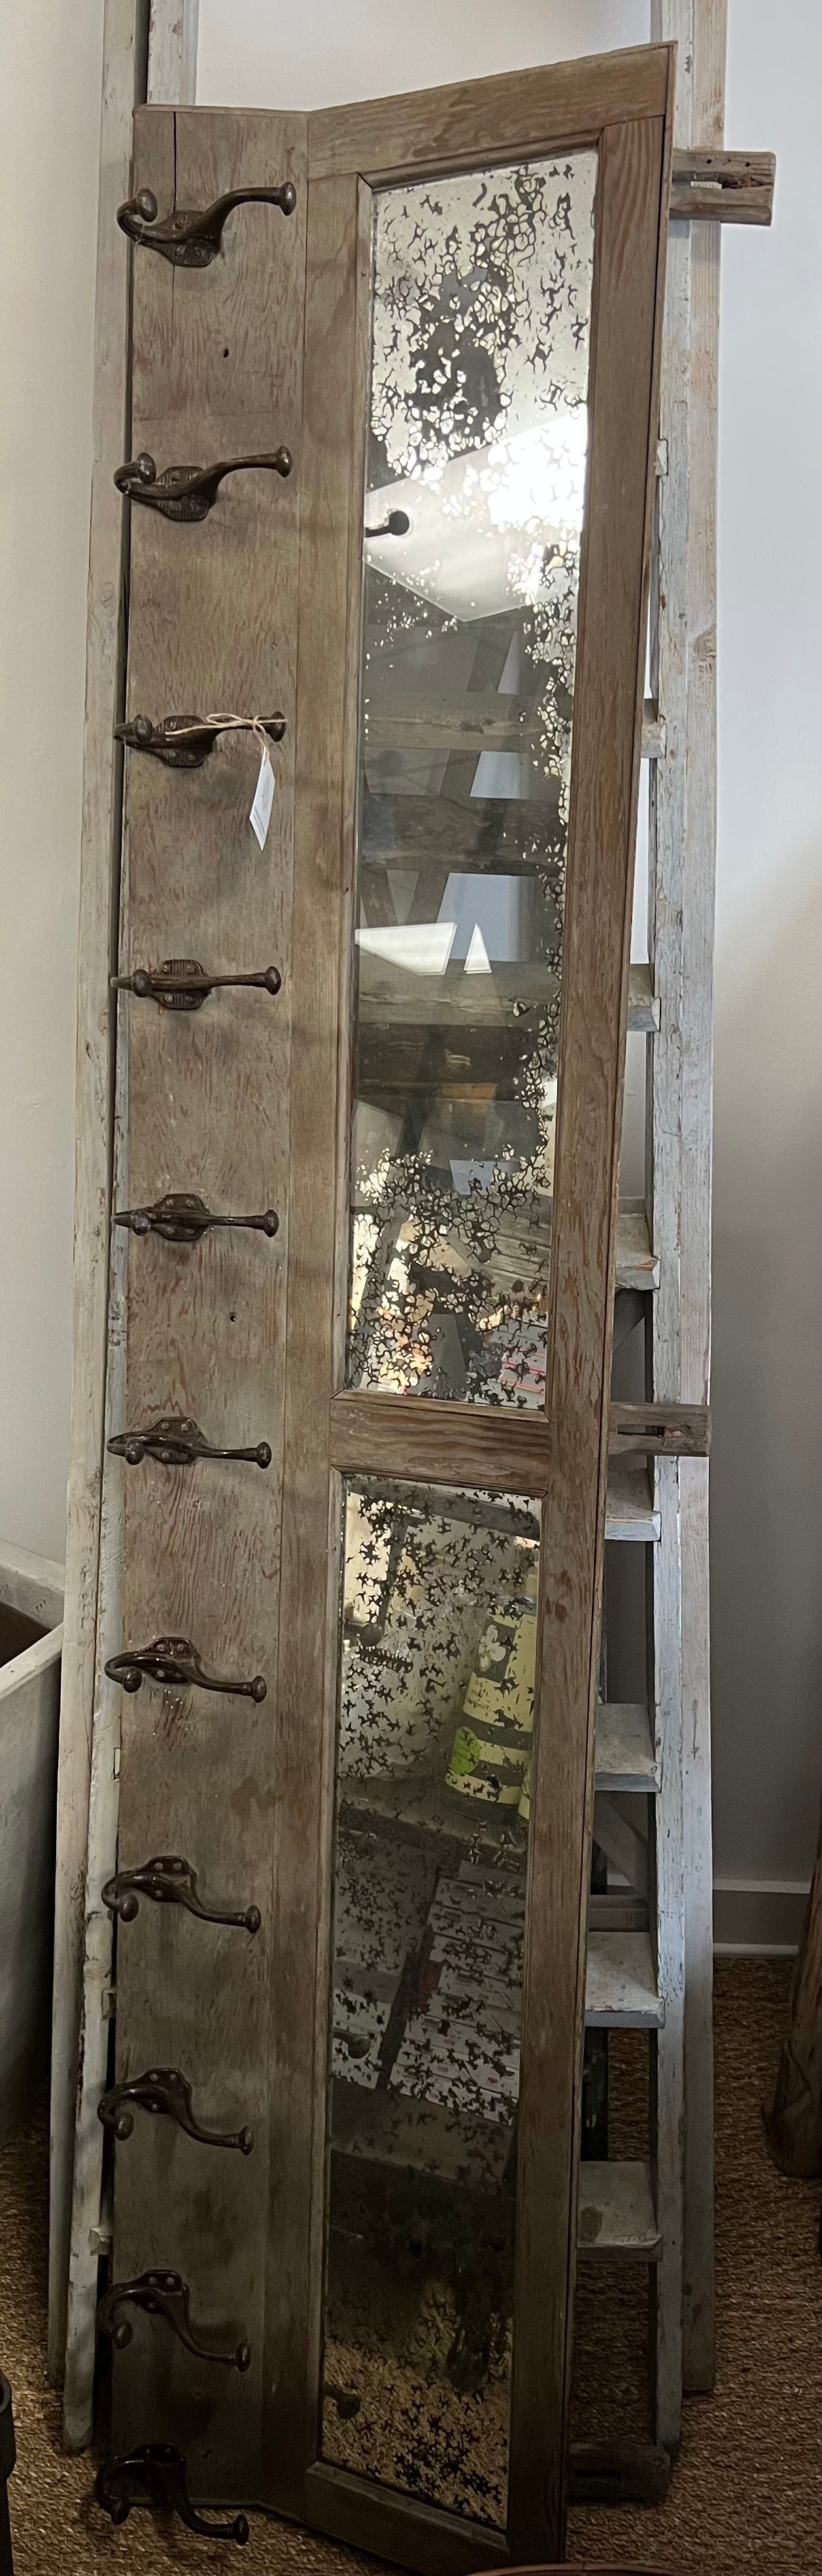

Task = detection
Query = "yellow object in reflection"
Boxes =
[446,1599,536,1806]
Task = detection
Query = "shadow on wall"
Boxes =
[711,870,821,1889]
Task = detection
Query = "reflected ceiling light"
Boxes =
[356,921,457,976]
[464,923,492,975]
[363,411,587,622]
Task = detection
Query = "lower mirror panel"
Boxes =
[321,1477,541,2526]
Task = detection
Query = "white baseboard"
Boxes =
[713,1878,810,1957]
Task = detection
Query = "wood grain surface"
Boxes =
[508,97,672,2562]
[678,0,727,2397]
[264,169,371,2517]
[308,48,672,183]
[110,103,307,2494]
[50,0,152,2393]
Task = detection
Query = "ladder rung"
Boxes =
[670,146,776,227]
[578,2159,661,2262]
[585,1931,662,2028]
[609,1400,710,1458]
[595,1702,659,1793]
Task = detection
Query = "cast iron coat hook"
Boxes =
[97,2065,253,2154]
[111,960,281,1010]
[97,2442,250,2545]
[104,1636,266,1701]
[118,180,296,263]
[97,2271,250,2371]
[114,449,292,521]
[95,2445,249,2543]
[108,1415,271,1470]
[101,1852,260,1932]
[114,712,286,766]
[94,2442,246,2545]
[113,1192,279,1243]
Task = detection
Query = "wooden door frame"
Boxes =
[272,48,675,2574]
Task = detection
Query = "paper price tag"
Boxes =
[249,746,275,848]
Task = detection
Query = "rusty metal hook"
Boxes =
[114,449,292,520]
[114,712,286,766]
[112,959,281,1010]
[97,2271,250,2371]
[104,1636,266,1701]
[98,2066,253,2154]
[113,1192,278,1243]
[101,1852,260,1933]
[118,180,296,264]
[95,2444,249,2543]
[108,1415,271,1470]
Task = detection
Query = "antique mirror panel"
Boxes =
[280,51,674,2575]
[321,148,596,2530]
[324,1475,542,2530]
[348,150,597,1413]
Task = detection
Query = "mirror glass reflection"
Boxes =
[348,148,598,1409]
[322,1477,541,2522]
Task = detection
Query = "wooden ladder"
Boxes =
[609,0,775,2465]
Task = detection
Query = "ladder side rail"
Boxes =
[679,0,727,2393]
[645,0,693,2456]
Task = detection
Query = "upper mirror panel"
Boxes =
[347,150,597,1409]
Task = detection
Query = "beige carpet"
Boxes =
[0,1961,818,2574]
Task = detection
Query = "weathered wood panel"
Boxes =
[680,0,726,2396]
[60,46,676,2553]
[309,47,672,182]
[109,104,307,2494]
[670,145,774,222]
[652,0,725,2407]
[509,95,673,2560]
[50,0,152,2393]
[263,169,371,2516]
[146,0,197,105]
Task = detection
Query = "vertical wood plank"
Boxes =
[61,996,129,2450]
[509,103,672,2563]
[147,0,199,104]
[108,103,307,2496]
[646,0,691,2450]
[680,0,726,2394]
[49,0,151,2390]
[264,169,371,2516]
[653,0,724,2405]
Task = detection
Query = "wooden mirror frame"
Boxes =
[278,46,674,2572]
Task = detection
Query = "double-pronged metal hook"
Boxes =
[118,180,296,264]
[114,712,286,766]
[105,1636,267,1701]
[108,1415,271,1470]
[98,2065,253,2154]
[114,449,292,521]
[101,1852,261,1933]
[97,2270,250,2371]
[112,960,281,1010]
[114,1192,279,1244]
[95,2445,249,2543]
